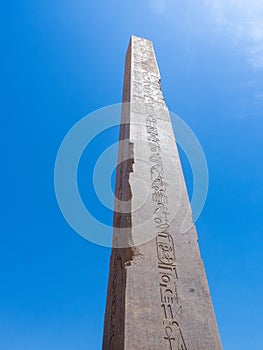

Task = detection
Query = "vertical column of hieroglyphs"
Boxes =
[130,36,187,350]
[128,36,222,349]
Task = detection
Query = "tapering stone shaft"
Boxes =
[103,36,222,350]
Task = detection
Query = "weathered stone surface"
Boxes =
[102,36,222,350]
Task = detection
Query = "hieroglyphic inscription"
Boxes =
[131,37,187,350]
[109,254,123,347]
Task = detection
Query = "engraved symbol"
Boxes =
[161,287,174,304]
[152,175,168,192]
[162,303,174,319]
[164,326,175,350]
[154,202,169,222]
[152,190,168,204]
[150,162,164,179]
[163,322,187,350]
[157,233,176,265]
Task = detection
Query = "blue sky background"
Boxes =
[1,0,263,349]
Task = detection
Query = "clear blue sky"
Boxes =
[1,1,263,349]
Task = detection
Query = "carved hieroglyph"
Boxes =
[102,36,222,350]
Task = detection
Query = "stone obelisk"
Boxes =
[103,36,222,350]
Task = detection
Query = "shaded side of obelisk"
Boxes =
[102,36,222,350]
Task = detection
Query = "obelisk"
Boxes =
[103,36,222,350]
